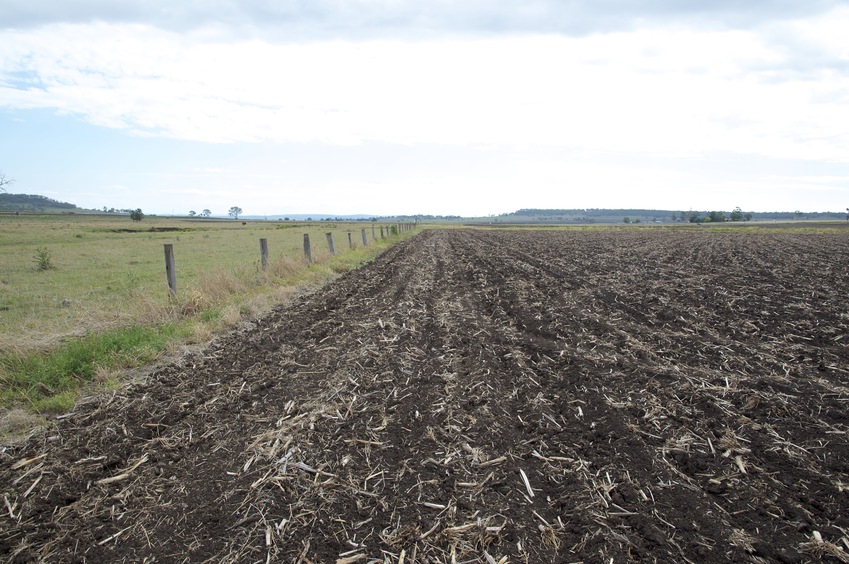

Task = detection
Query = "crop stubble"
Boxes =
[2,228,849,562]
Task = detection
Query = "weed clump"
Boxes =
[33,247,54,271]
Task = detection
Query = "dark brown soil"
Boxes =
[2,228,849,563]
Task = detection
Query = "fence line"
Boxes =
[162,224,418,298]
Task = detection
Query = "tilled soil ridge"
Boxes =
[2,228,849,563]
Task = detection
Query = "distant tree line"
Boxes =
[671,208,753,223]
[498,208,845,225]
[102,207,139,214]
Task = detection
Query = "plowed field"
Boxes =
[3,228,849,563]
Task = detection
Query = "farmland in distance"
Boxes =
[2,227,849,562]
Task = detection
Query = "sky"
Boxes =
[1,1,848,217]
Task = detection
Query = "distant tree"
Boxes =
[202,209,211,217]
[0,171,13,193]
[688,211,701,223]
[623,217,631,224]
[671,212,677,222]
[228,206,242,219]
[730,206,743,222]
[634,218,641,223]
[708,211,725,223]
[188,210,196,217]
[130,208,144,222]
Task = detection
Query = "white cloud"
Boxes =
[2,19,848,165]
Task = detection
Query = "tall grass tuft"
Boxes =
[268,254,308,279]
[188,268,250,311]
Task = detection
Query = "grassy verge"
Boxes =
[0,220,420,419]
[0,323,187,413]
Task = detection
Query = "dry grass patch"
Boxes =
[0,408,44,442]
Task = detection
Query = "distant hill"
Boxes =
[0,193,79,212]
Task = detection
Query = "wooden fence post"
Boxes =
[361,228,368,246]
[348,232,353,249]
[372,225,376,240]
[260,238,269,270]
[164,243,177,299]
[326,232,336,255]
[303,233,312,262]
[380,226,385,239]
